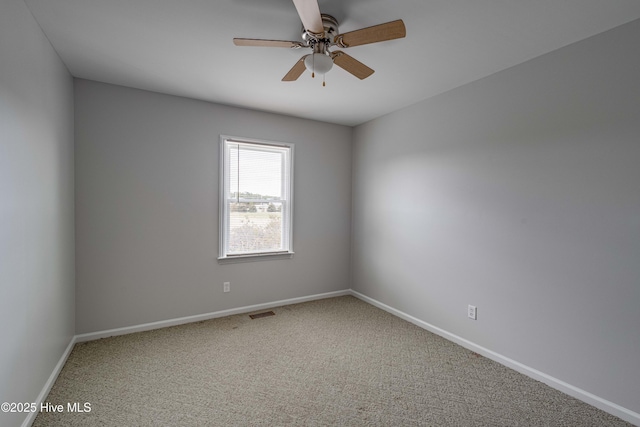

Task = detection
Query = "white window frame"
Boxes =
[218,135,294,261]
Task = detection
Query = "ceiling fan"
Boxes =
[233,0,406,86]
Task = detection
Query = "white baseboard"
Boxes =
[22,336,77,427]
[349,290,640,426]
[75,289,350,342]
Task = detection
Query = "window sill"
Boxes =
[217,251,294,264]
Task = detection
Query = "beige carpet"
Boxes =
[34,296,631,426]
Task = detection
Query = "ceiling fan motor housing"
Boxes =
[302,14,339,42]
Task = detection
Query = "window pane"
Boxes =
[229,145,284,200]
[221,137,292,258]
[228,202,283,253]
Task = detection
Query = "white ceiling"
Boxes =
[24,0,640,126]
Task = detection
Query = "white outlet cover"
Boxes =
[468,305,477,320]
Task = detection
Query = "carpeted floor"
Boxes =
[34,296,632,426]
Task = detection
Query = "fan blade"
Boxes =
[291,0,324,35]
[331,51,374,80]
[233,38,303,48]
[335,19,406,48]
[282,55,308,81]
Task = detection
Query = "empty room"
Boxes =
[1,0,639,425]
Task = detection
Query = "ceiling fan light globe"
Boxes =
[304,53,333,75]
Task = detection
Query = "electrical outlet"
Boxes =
[223,282,230,293]
[468,305,477,320]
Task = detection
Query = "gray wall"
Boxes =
[0,0,75,425]
[352,19,640,414]
[75,80,352,334]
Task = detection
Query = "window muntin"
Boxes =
[219,136,293,259]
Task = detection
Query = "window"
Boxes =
[219,136,294,260]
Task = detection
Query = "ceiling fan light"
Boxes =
[304,52,333,75]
